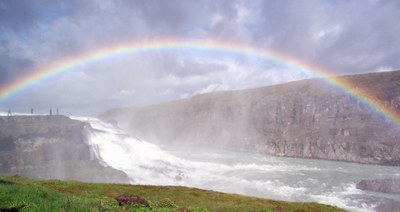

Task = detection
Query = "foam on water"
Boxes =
[310,183,377,212]
[72,117,400,212]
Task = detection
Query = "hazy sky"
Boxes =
[0,0,399,115]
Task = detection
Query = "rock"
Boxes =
[100,70,400,166]
[356,179,400,194]
[0,115,130,183]
[375,199,400,212]
[116,194,149,207]
[0,206,23,212]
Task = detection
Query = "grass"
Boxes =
[0,174,345,211]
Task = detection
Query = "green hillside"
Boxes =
[0,174,344,211]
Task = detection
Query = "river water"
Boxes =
[80,117,400,212]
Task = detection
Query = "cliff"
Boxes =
[100,71,400,166]
[0,115,129,183]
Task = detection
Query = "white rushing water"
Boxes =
[74,117,400,212]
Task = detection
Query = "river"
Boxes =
[80,117,400,212]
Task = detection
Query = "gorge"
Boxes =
[100,70,400,166]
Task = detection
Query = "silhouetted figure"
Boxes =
[30,108,34,114]
[56,107,59,115]
[7,109,11,116]
[49,109,52,115]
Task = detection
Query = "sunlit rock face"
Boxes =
[101,71,400,166]
[0,115,129,183]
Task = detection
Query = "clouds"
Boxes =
[0,0,399,115]
[250,0,400,72]
[0,55,33,84]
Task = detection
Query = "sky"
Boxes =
[0,0,399,115]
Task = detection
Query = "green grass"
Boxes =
[0,174,345,211]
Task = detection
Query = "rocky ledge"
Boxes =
[356,179,400,194]
[356,180,400,212]
[0,115,129,183]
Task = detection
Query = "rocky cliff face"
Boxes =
[0,115,129,183]
[100,71,400,166]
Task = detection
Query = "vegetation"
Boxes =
[0,174,344,211]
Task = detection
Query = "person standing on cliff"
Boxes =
[7,109,11,116]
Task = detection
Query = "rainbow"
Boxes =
[0,38,399,128]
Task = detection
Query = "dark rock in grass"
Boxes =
[0,208,19,212]
[116,194,149,207]
[356,179,400,194]
[0,205,25,212]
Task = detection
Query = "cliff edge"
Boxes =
[0,115,130,183]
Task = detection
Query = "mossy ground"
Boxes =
[0,174,345,211]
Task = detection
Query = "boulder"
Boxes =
[116,194,149,207]
[356,179,400,194]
